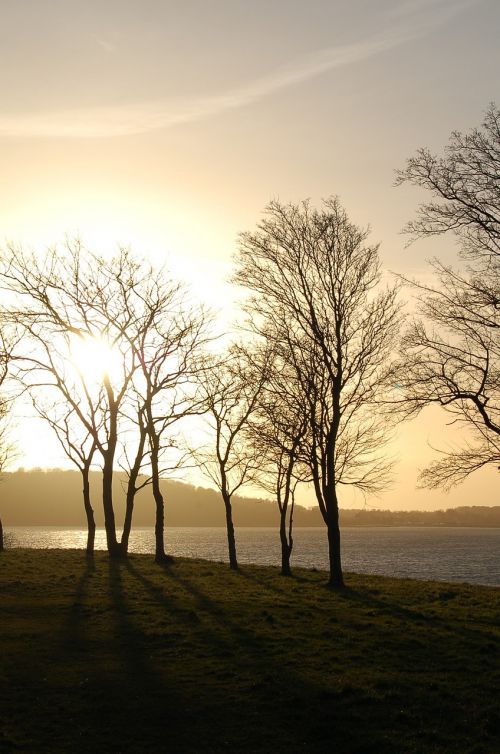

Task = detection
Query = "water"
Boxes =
[4,526,500,586]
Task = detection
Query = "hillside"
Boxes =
[0,468,295,527]
[1,469,499,528]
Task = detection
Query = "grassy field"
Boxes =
[0,550,499,754]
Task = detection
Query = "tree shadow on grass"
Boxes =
[236,562,336,596]
[5,552,470,754]
[61,556,95,652]
[3,552,498,753]
[22,558,202,754]
[121,558,402,754]
[235,564,304,596]
[339,583,498,644]
[97,559,199,752]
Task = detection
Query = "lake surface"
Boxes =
[4,526,500,586]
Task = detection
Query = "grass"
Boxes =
[0,550,499,754]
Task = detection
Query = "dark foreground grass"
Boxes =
[0,550,499,754]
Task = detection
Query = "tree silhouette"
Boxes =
[396,104,500,487]
[396,103,499,261]
[193,349,266,570]
[0,244,207,559]
[99,256,210,562]
[0,244,142,557]
[244,338,308,576]
[234,198,400,587]
[0,327,17,552]
[32,399,99,555]
[117,401,150,555]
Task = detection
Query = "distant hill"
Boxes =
[0,469,298,528]
[1,469,499,528]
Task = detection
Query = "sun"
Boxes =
[69,334,121,383]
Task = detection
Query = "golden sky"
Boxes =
[1,0,499,509]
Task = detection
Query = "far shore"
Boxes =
[6,521,500,528]
[2,470,499,529]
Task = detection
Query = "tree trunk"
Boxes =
[150,436,170,563]
[279,514,292,576]
[277,460,297,577]
[102,455,122,558]
[223,492,238,570]
[121,468,140,556]
[0,516,3,552]
[101,383,123,558]
[82,470,96,557]
[121,425,147,555]
[326,501,344,588]
[153,477,166,563]
[121,483,135,556]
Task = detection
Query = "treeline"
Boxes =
[342,507,500,528]
[0,105,498,587]
[0,469,284,527]
[3,469,499,528]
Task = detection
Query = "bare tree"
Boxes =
[0,244,142,557]
[396,104,500,487]
[1,243,209,560]
[0,398,12,552]
[100,258,210,563]
[193,350,266,570]
[245,339,308,576]
[394,266,500,486]
[396,102,499,261]
[118,402,150,554]
[234,198,400,587]
[418,431,500,491]
[0,326,19,551]
[33,399,99,556]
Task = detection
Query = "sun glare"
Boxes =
[69,334,121,383]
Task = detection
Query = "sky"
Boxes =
[1,0,499,509]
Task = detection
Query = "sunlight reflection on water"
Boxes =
[5,526,500,586]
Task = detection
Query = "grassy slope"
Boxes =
[0,550,499,754]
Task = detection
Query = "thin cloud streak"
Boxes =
[0,0,480,139]
[94,37,118,54]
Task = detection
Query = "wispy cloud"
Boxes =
[94,36,118,54]
[386,0,475,20]
[0,0,480,139]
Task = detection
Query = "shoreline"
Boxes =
[2,546,500,589]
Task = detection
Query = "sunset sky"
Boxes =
[1,0,498,509]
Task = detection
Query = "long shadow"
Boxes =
[340,583,499,644]
[4,552,495,754]
[169,561,500,702]
[34,552,493,754]
[51,557,201,753]
[237,561,345,595]
[124,558,379,753]
[236,564,301,596]
[101,558,200,753]
[4,556,98,754]
[123,558,240,660]
[60,556,95,653]
[145,560,399,754]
